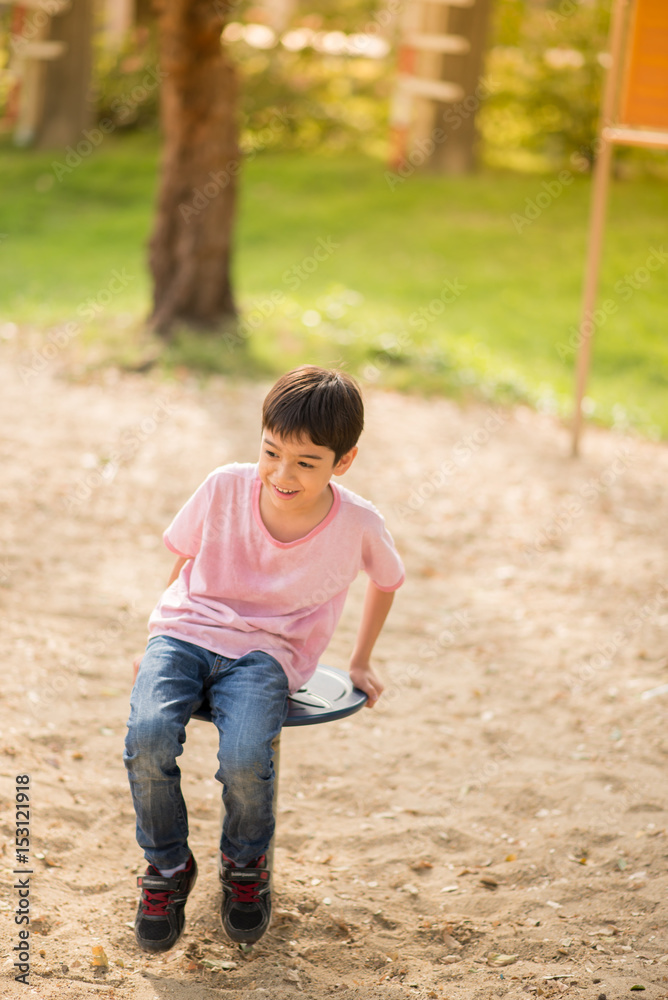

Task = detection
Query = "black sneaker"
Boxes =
[219,853,271,944]
[134,853,197,953]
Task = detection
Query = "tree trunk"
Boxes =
[430,0,494,173]
[149,0,239,335]
[28,0,95,149]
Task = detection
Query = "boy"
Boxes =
[124,366,404,952]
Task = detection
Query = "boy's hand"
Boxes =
[349,660,384,708]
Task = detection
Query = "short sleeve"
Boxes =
[361,518,405,592]
[163,475,215,558]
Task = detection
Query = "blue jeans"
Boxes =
[123,635,289,871]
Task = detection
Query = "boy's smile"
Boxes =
[258,431,356,527]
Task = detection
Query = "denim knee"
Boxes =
[124,712,186,776]
[216,740,273,787]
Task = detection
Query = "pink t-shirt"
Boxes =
[148,463,404,692]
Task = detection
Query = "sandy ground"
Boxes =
[0,354,667,1000]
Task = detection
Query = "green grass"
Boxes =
[1,132,667,436]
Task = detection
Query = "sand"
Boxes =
[1,358,667,1000]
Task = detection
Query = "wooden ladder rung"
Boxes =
[395,73,465,103]
[404,32,471,54]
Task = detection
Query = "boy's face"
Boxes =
[258,429,357,516]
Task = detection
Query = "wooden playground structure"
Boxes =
[572,0,668,454]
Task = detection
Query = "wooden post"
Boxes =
[571,0,630,457]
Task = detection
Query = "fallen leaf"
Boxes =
[200,959,238,971]
[488,953,518,967]
[91,946,108,969]
[442,932,462,950]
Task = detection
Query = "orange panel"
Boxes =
[397,46,415,75]
[620,0,668,129]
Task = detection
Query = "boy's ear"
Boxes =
[333,446,358,476]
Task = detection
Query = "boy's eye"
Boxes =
[265,449,313,469]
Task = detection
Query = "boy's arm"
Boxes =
[166,555,189,587]
[132,556,191,682]
[349,580,395,708]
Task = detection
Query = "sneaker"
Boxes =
[134,853,197,953]
[219,853,271,944]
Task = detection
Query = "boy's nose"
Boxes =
[277,462,296,483]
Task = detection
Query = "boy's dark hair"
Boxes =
[262,366,364,463]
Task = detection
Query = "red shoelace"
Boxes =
[141,887,171,916]
[230,880,262,904]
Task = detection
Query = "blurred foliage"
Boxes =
[92,25,161,131]
[233,45,391,157]
[479,0,609,171]
[2,0,665,173]
[0,8,15,121]
[88,0,393,155]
